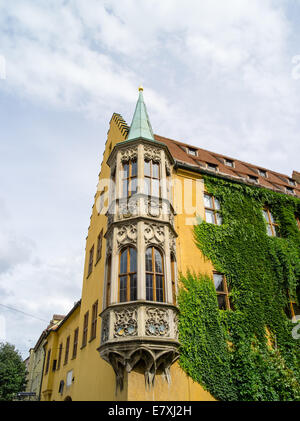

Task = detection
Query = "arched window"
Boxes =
[144,160,160,197]
[171,253,177,305]
[122,160,137,198]
[119,247,137,302]
[145,247,165,302]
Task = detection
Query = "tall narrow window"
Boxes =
[96,230,103,263]
[262,208,278,237]
[122,160,137,198]
[213,273,231,310]
[119,247,137,302]
[145,247,165,302]
[82,312,89,348]
[87,245,94,277]
[64,336,70,365]
[57,343,62,370]
[90,301,98,341]
[72,328,79,359]
[171,253,177,305]
[204,194,222,225]
[105,255,112,307]
[45,349,51,374]
[144,160,160,197]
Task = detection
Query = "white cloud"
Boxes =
[0,0,300,356]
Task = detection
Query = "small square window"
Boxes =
[207,163,218,171]
[286,187,294,195]
[225,159,234,168]
[187,148,197,156]
[248,175,258,184]
[288,179,296,187]
[258,169,267,178]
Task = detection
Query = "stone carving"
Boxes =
[120,147,138,162]
[118,198,139,219]
[105,236,113,255]
[173,313,179,340]
[169,233,176,254]
[144,197,161,218]
[117,224,137,246]
[100,345,179,391]
[145,307,170,337]
[165,159,171,176]
[144,145,161,162]
[144,223,165,245]
[101,314,110,344]
[114,307,138,338]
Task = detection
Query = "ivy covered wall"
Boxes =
[178,175,300,401]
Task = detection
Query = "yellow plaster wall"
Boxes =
[40,117,217,401]
[127,362,215,401]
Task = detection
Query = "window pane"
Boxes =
[156,275,164,302]
[130,248,137,273]
[152,162,159,179]
[119,276,127,302]
[131,160,137,177]
[130,274,137,301]
[146,274,153,301]
[217,294,227,310]
[214,198,221,210]
[130,178,137,196]
[204,194,213,209]
[267,225,273,236]
[154,249,163,274]
[144,178,151,195]
[120,250,128,274]
[216,212,222,226]
[144,160,151,177]
[205,210,215,224]
[122,179,128,198]
[262,210,269,222]
[145,248,153,272]
[213,274,225,292]
[152,179,160,197]
[123,163,129,178]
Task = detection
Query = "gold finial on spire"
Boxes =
[138,85,143,91]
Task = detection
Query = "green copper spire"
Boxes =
[127,86,155,141]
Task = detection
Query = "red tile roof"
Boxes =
[154,134,300,198]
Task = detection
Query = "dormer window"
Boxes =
[288,179,296,187]
[225,159,234,168]
[286,187,294,195]
[207,163,218,172]
[248,175,258,184]
[258,169,267,178]
[187,147,197,156]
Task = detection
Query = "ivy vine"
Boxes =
[178,175,300,401]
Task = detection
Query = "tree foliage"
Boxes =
[178,176,300,401]
[0,342,27,401]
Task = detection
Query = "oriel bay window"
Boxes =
[145,247,165,302]
[122,160,137,198]
[144,160,160,197]
[119,247,137,302]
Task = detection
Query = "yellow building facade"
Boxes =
[38,88,299,401]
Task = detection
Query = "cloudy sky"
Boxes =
[0,0,300,358]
